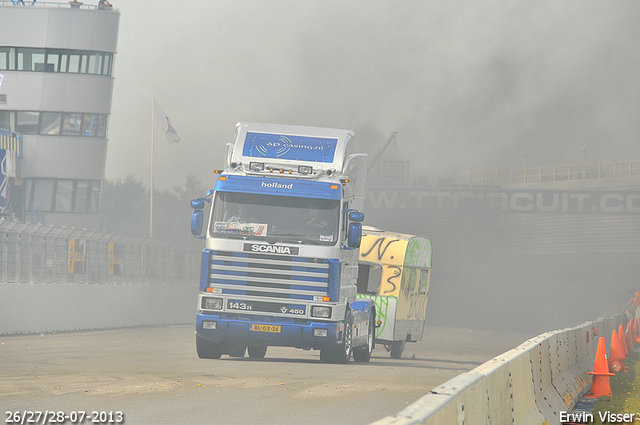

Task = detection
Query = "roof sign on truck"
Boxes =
[242,132,338,163]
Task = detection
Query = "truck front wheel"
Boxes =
[353,313,375,362]
[320,314,353,364]
[196,334,223,359]
[248,345,267,359]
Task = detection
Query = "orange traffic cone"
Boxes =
[587,337,615,398]
[634,318,640,345]
[619,324,629,358]
[608,329,626,373]
[626,321,634,352]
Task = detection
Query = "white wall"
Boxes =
[0,281,197,335]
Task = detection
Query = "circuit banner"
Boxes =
[365,187,640,214]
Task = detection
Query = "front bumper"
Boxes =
[196,313,343,350]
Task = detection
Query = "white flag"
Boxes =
[0,74,4,90]
[154,100,181,143]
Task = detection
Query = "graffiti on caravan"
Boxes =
[364,188,640,214]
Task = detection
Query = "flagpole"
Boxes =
[150,93,155,238]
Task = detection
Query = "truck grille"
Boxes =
[208,250,331,302]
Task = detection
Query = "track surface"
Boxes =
[1,325,532,424]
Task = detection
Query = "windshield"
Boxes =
[209,192,340,245]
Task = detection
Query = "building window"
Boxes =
[25,178,101,213]
[16,111,39,134]
[59,52,69,73]
[87,53,98,74]
[46,51,61,72]
[102,53,112,75]
[68,53,81,73]
[40,112,62,135]
[0,47,114,76]
[62,113,83,136]
[0,47,12,70]
[82,114,97,137]
[55,179,75,212]
[97,115,107,138]
[31,179,55,212]
[90,181,101,213]
[0,111,11,131]
[75,180,91,213]
[2,111,108,137]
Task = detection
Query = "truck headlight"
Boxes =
[202,297,223,310]
[311,306,331,318]
[313,328,328,337]
[202,320,217,330]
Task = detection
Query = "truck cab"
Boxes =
[191,123,375,363]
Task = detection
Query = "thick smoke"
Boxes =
[103,1,640,333]
[107,0,640,190]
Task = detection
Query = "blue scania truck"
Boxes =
[190,122,375,363]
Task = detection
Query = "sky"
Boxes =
[105,0,640,191]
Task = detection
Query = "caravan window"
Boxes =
[407,268,418,292]
[357,264,382,295]
[419,269,429,294]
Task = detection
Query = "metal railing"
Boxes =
[0,218,200,284]
[0,0,115,11]
[468,161,640,186]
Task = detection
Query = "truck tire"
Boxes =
[353,313,375,362]
[336,313,353,363]
[323,313,353,364]
[319,348,333,363]
[196,334,223,359]
[248,345,268,359]
[390,340,405,359]
[319,312,354,363]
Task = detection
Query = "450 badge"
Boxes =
[280,306,305,315]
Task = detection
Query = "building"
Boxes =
[0,0,119,229]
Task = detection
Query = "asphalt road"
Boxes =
[1,325,533,425]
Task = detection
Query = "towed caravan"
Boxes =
[356,226,433,358]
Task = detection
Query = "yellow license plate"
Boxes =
[251,324,281,333]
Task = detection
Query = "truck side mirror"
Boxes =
[191,199,205,210]
[348,210,364,222]
[191,210,204,238]
[347,222,362,248]
[190,195,211,239]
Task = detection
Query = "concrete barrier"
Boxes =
[0,281,197,335]
[371,315,625,425]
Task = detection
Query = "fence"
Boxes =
[468,160,640,186]
[0,0,112,10]
[0,218,201,285]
